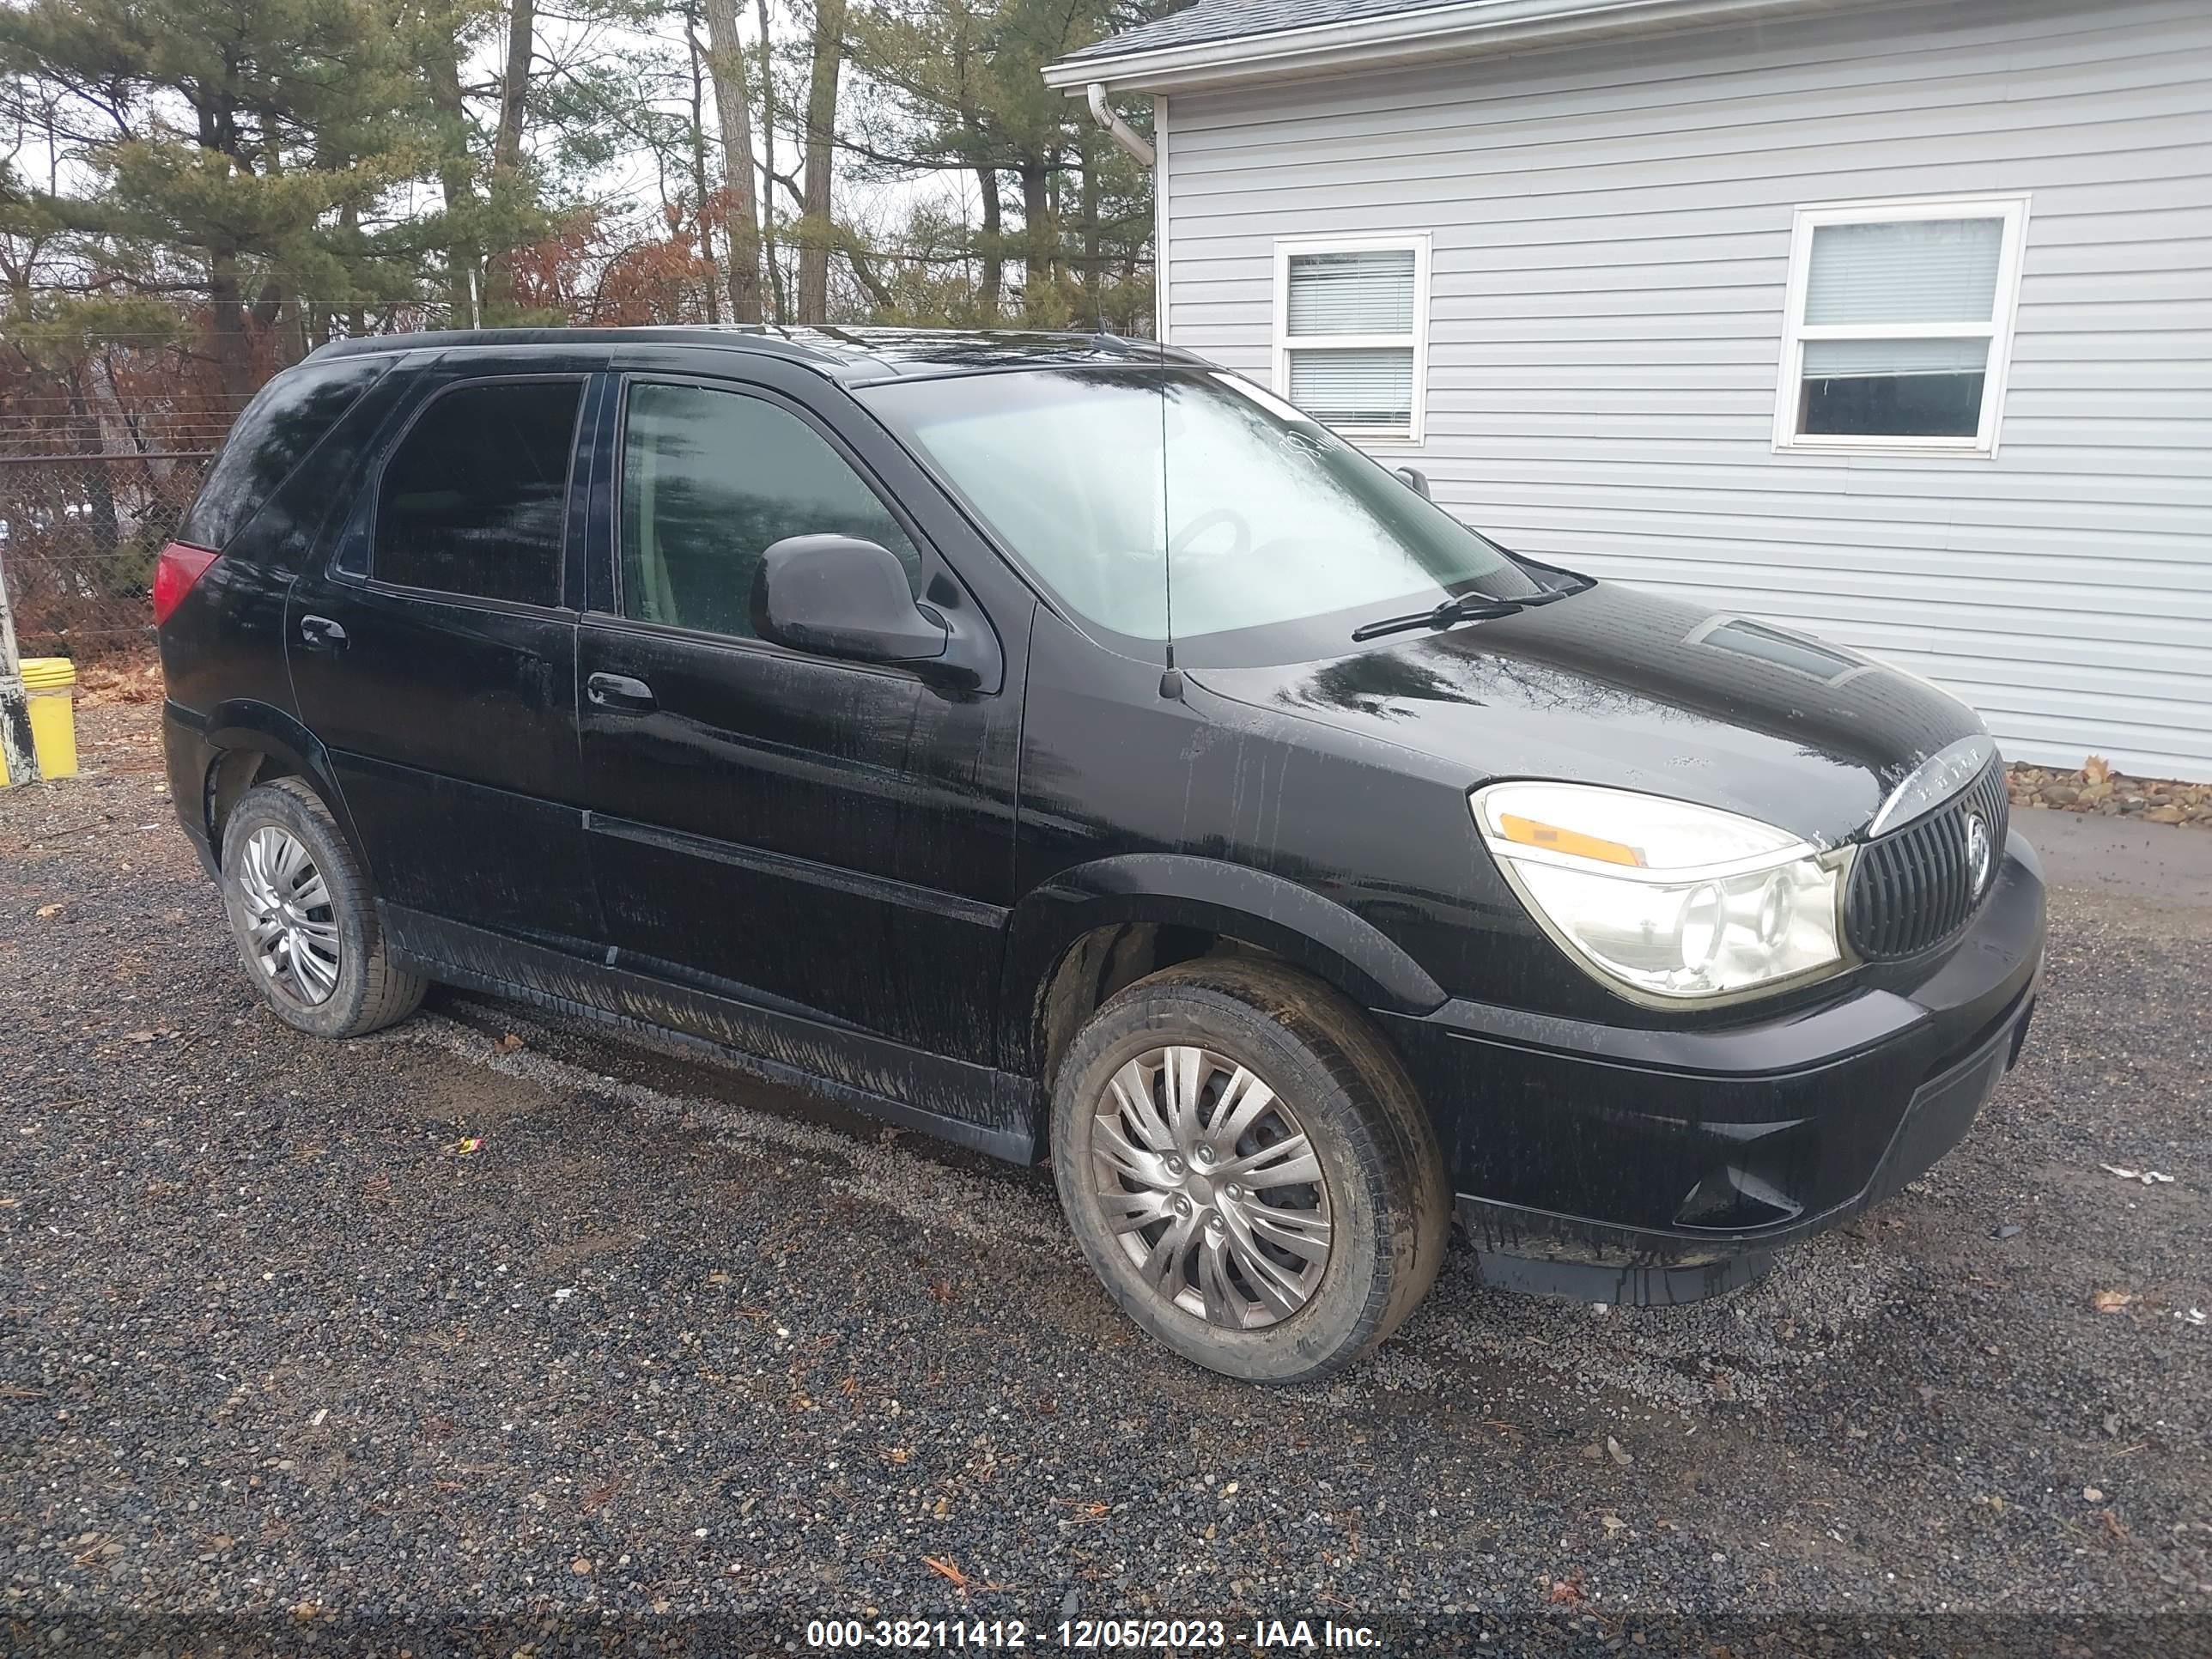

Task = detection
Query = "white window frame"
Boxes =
[1773,195,2030,458]
[1273,232,1431,447]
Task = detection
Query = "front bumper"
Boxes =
[1379,832,2046,1304]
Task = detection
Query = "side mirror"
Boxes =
[1394,465,1431,500]
[752,534,948,665]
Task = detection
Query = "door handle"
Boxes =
[586,672,657,713]
[298,614,349,651]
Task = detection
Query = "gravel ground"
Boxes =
[3,704,2209,1654]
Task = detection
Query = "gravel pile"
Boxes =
[3,706,2207,1651]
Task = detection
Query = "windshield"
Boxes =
[858,366,1539,663]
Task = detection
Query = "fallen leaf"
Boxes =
[571,1556,593,1575]
[1546,1576,1583,1606]
[123,1030,155,1043]
[2082,754,2112,785]
[2083,1486,2106,1504]
[496,1032,525,1052]
[922,1554,970,1590]
[35,902,63,919]
[2101,1508,2130,1542]
[455,1137,482,1156]
[2092,1290,2136,1315]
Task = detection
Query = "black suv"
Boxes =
[159,327,2045,1382]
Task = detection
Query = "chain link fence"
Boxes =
[0,401,244,659]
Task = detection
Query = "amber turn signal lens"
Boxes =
[1495,812,1645,867]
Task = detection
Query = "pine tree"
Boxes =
[0,0,438,386]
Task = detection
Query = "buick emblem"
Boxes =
[1964,811,1993,896]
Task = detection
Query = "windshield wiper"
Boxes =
[1351,585,1571,643]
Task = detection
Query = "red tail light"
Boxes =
[152,542,220,627]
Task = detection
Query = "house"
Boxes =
[1044,0,2212,782]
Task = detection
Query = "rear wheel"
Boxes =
[1050,957,1448,1383]
[218,777,426,1038]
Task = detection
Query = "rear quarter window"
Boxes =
[178,356,392,553]
[372,378,583,607]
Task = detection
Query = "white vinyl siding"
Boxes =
[1158,0,2212,781]
[1273,234,1431,441]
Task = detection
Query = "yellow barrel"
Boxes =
[20,656,78,780]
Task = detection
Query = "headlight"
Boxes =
[1472,781,1850,1006]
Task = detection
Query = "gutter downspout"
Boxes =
[1085,83,1154,167]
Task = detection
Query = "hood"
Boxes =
[1187,581,1985,848]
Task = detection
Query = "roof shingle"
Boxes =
[1061,0,1473,64]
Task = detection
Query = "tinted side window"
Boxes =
[619,382,920,640]
[374,380,583,606]
[179,356,392,552]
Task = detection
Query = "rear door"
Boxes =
[574,362,1021,1073]
[287,360,603,951]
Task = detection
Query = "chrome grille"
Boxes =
[1845,759,2010,960]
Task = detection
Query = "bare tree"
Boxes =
[702,0,764,322]
[684,3,722,323]
[483,0,538,312]
[797,0,846,322]
[757,0,787,322]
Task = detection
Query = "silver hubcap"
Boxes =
[235,826,340,1006]
[1087,1045,1333,1330]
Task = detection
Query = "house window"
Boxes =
[1776,198,2028,454]
[1273,234,1431,444]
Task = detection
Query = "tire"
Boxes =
[217,776,427,1039]
[1050,957,1449,1384]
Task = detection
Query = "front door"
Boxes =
[575,373,1018,1088]
[287,369,601,950]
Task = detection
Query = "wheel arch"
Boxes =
[1003,854,1449,1086]
[198,700,363,861]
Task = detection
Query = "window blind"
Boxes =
[1287,348,1414,428]
[1802,337,1991,380]
[1287,249,1417,336]
[1803,218,2003,326]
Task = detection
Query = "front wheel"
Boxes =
[1050,957,1448,1384]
